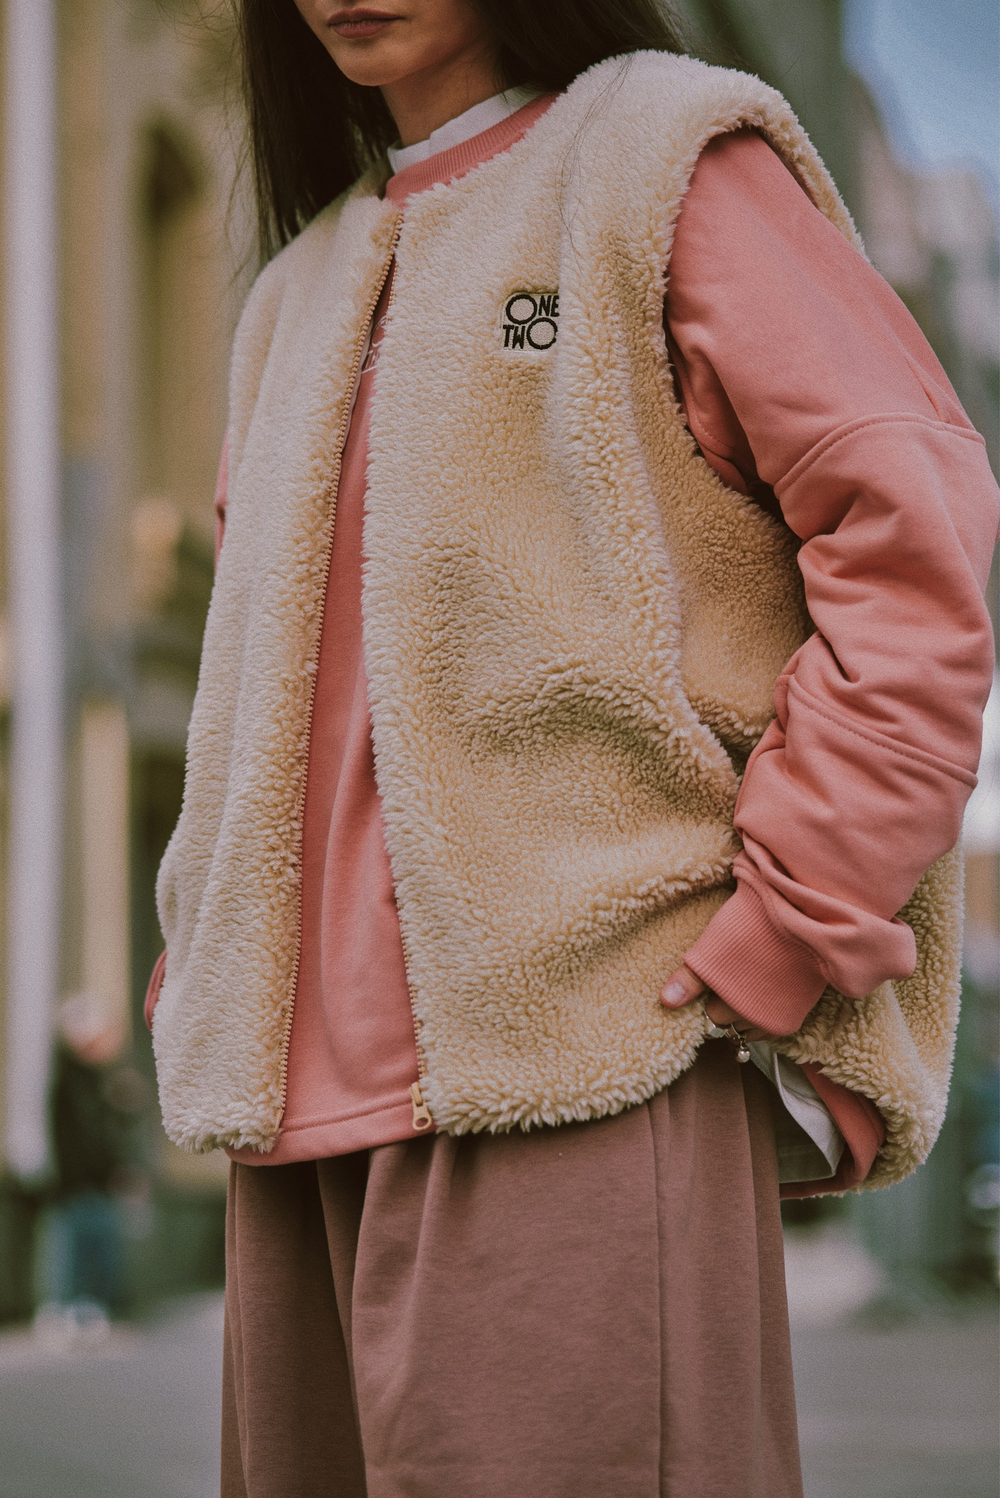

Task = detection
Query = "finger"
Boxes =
[660,964,706,1008]
[704,996,743,1026]
[704,995,772,1042]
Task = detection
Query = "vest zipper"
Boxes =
[357,237,433,1129]
[410,1080,433,1131]
[383,249,431,1121]
[276,210,404,1132]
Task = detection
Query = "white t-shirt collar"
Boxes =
[387,86,543,174]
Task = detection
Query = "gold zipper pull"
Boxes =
[410,1080,433,1131]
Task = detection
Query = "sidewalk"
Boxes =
[0,1254,996,1497]
[786,1223,999,1498]
[793,1313,998,1498]
[0,1295,222,1498]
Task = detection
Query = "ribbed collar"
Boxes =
[384,93,556,208]
[387,86,542,173]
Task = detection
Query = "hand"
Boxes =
[659,964,775,1043]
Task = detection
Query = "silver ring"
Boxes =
[708,1020,749,1039]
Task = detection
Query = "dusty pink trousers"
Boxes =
[221,1041,802,1498]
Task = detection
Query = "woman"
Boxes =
[147,1,999,1493]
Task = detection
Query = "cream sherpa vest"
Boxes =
[153,52,963,1188]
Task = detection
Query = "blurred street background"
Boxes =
[0,0,996,1493]
[0,1284,996,1498]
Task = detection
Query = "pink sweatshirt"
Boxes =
[150,105,998,1192]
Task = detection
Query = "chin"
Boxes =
[327,39,421,88]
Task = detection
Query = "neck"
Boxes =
[381,47,502,146]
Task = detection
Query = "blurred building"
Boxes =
[0,0,995,1322]
[681,0,853,197]
[0,0,250,1321]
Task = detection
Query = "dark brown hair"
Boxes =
[237,0,691,258]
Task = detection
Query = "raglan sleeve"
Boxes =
[665,129,998,1036]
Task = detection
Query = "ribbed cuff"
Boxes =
[684,882,827,1035]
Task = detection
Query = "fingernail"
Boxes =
[661,981,687,1007]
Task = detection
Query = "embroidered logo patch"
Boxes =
[501,290,559,351]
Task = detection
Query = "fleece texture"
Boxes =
[153,51,962,1187]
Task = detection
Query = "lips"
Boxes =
[329,8,400,38]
